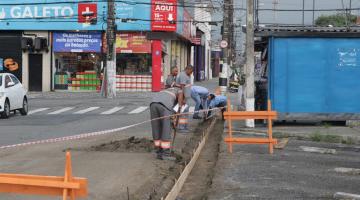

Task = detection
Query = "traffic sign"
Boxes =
[220,40,228,48]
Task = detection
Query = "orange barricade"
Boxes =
[224,100,278,154]
[0,152,87,200]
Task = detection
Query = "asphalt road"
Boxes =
[0,79,219,147]
[0,92,155,147]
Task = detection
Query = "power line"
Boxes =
[0,0,246,10]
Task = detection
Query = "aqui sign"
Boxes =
[151,0,177,31]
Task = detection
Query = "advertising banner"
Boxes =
[116,33,152,53]
[151,0,177,31]
[53,32,102,53]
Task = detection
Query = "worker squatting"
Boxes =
[150,65,227,160]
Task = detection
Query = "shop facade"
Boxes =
[0,0,197,92]
[115,32,153,91]
[0,0,106,92]
[0,31,23,82]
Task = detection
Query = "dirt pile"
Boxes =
[88,136,155,153]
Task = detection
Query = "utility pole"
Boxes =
[102,0,116,98]
[312,0,315,26]
[302,0,305,26]
[219,0,231,95]
[245,0,255,127]
[350,0,352,15]
[272,0,279,23]
[229,0,234,69]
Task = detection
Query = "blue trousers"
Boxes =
[191,92,208,117]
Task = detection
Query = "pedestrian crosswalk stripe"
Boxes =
[48,107,75,115]
[73,107,100,114]
[101,107,124,115]
[189,106,195,113]
[128,106,148,114]
[28,108,49,115]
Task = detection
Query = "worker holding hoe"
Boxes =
[150,87,184,160]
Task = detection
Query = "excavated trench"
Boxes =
[177,120,224,200]
[67,118,223,199]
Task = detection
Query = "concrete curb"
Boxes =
[236,128,360,145]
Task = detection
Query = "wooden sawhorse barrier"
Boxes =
[223,100,278,154]
[0,152,87,200]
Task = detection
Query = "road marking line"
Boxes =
[189,106,195,113]
[299,146,336,154]
[128,106,148,114]
[101,107,124,115]
[334,167,360,175]
[73,107,100,114]
[28,108,49,115]
[48,107,75,115]
[334,192,360,200]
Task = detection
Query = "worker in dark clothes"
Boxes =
[175,65,193,133]
[150,87,184,160]
[165,66,179,88]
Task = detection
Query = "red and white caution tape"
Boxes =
[0,107,224,150]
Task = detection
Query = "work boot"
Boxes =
[156,148,163,160]
[193,114,202,119]
[153,146,161,154]
[160,149,176,161]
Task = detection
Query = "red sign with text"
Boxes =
[151,0,177,31]
[116,33,152,53]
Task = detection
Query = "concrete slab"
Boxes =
[207,137,360,199]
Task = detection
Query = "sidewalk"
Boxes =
[207,122,360,199]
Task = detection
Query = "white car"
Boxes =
[0,73,28,118]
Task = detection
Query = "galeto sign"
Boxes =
[0,0,106,31]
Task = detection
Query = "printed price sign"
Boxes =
[151,0,177,31]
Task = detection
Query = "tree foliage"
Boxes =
[315,13,357,26]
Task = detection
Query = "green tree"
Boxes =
[315,13,357,26]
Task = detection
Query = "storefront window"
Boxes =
[116,54,151,75]
[55,53,101,76]
[53,32,102,91]
[115,32,153,92]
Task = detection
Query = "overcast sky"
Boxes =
[211,0,360,53]
[257,0,359,25]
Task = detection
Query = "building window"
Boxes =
[116,53,152,75]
